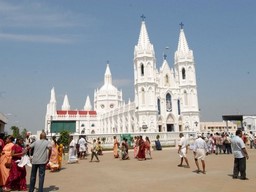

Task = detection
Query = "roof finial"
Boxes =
[107,60,110,64]
[141,14,146,21]
[163,46,169,60]
[179,22,184,29]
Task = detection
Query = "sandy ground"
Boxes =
[21,148,256,192]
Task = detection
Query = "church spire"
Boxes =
[134,15,155,57]
[175,23,194,63]
[177,22,189,53]
[104,62,112,86]
[62,94,70,110]
[84,96,92,111]
[50,87,56,103]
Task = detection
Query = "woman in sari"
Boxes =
[133,136,139,158]
[113,136,119,158]
[47,136,59,172]
[0,136,14,188]
[3,137,27,191]
[145,136,152,159]
[137,136,146,161]
[57,141,64,170]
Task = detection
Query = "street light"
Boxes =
[48,115,53,137]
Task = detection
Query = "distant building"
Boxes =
[200,121,237,133]
[243,116,256,132]
[0,112,7,133]
[45,18,200,135]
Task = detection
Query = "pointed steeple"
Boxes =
[62,94,70,110]
[175,23,194,63]
[84,96,92,111]
[50,87,56,103]
[104,63,112,86]
[134,15,155,57]
[46,87,57,116]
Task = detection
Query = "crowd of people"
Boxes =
[0,129,252,191]
[0,132,64,192]
[177,130,250,180]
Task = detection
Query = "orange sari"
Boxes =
[48,143,59,171]
[0,142,14,186]
[113,139,119,158]
[58,144,63,169]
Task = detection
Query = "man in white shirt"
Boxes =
[231,129,249,180]
[177,133,190,168]
[78,136,87,159]
[248,131,255,149]
[193,133,208,174]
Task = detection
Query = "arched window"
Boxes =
[165,74,169,85]
[141,64,144,76]
[157,98,161,115]
[182,68,186,80]
[177,99,181,115]
[166,93,172,112]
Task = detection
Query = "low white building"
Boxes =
[243,116,256,133]
[200,121,237,133]
[0,112,7,133]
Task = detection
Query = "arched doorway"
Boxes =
[166,114,175,132]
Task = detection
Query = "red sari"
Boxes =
[137,138,146,160]
[4,144,27,191]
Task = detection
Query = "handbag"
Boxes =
[5,162,12,169]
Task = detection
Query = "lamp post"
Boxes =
[185,122,189,138]
[50,115,53,137]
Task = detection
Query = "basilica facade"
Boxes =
[45,18,200,135]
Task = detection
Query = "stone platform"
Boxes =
[25,148,256,192]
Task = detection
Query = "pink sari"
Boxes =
[5,144,27,191]
[0,142,14,186]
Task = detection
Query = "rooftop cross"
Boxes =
[163,54,167,60]
[179,22,184,29]
[141,14,146,21]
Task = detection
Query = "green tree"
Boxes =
[21,128,28,139]
[58,130,70,147]
[10,126,20,138]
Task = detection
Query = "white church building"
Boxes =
[45,18,200,135]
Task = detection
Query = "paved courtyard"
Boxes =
[25,148,256,192]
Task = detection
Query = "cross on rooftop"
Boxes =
[141,14,146,21]
[179,22,184,29]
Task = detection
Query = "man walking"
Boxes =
[28,132,52,192]
[193,133,208,174]
[90,139,100,162]
[177,133,190,168]
[231,129,249,180]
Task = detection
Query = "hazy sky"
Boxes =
[0,0,255,134]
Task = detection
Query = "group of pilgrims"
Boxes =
[0,133,63,191]
[68,135,156,163]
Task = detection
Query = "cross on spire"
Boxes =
[141,14,146,21]
[179,22,184,29]
[163,54,167,60]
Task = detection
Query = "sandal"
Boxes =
[2,187,11,192]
